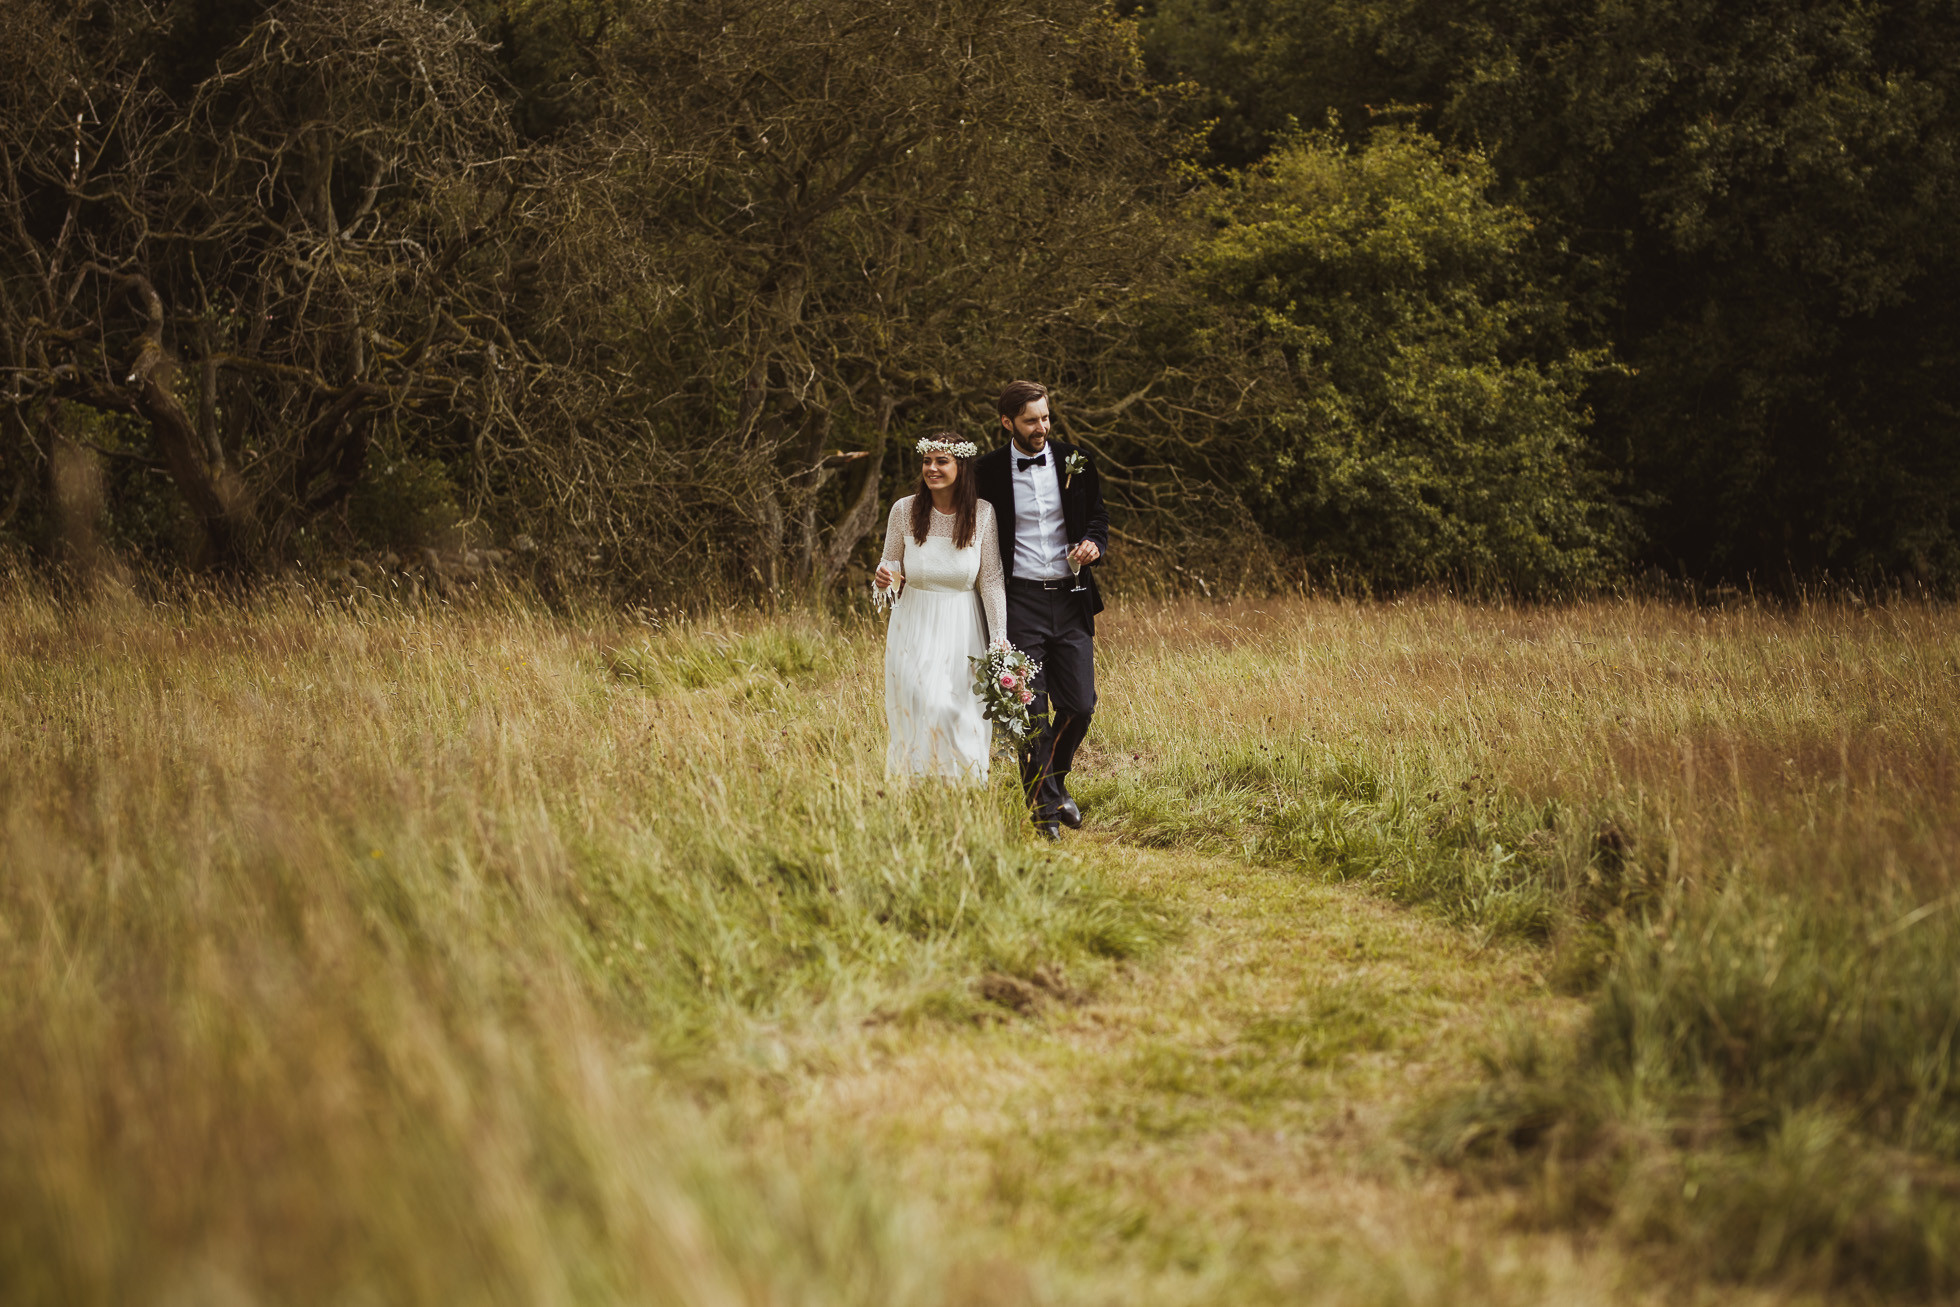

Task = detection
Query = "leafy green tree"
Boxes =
[1137,0,1960,588]
[1440,0,1960,586]
[1194,128,1620,591]
[1135,0,1433,164]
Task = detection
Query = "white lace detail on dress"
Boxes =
[877,495,1004,783]
[877,497,1007,644]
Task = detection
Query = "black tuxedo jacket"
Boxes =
[974,437,1111,626]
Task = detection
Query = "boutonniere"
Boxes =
[1063,451,1087,489]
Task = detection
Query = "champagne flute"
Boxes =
[1067,541,1090,593]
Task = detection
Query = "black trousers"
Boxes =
[1006,580,1096,817]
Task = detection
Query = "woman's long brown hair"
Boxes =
[909,434,978,548]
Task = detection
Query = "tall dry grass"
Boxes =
[1082,596,1960,1293]
[8,578,1958,1299]
[1088,596,1956,914]
[0,579,1164,1305]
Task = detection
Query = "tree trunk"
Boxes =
[818,403,892,584]
[48,420,107,578]
[790,406,834,585]
[122,275,248,567]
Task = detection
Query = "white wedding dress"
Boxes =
[877,497,1009,782]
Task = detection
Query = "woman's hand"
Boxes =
[875,561,899,591]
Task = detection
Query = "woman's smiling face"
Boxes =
[922,451,959,491]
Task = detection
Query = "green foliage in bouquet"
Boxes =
[970,643,1043,742]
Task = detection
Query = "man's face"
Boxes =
[1002,398,1051,454]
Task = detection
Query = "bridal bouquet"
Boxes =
[970,640,1042,741]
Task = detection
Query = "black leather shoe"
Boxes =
[1055,797,1082,829]
[1034,820,1062,841]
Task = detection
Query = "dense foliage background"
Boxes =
[3,0,1955,594]
[1141,0,1960,588]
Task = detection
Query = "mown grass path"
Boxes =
[729,837,1806,1306]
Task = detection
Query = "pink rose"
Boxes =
[1000,673,1016,689]
[1018,689,1034,703]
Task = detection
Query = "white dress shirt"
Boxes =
[1010,446,1071,580]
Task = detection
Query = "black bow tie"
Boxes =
[1017,453,1047,471]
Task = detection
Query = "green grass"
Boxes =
[1074,595,1960,1297]
[1076,742,1567,941]
[1423,888,1960,1295]
[7,582,1959,1303]
[0,585,1171,1305]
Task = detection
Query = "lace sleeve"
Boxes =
[880,498,910,580]
[977,500,1008,644]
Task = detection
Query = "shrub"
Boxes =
[1194,127,1624,593]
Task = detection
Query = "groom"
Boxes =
[975,380,1108,839]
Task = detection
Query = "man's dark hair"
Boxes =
[996,380,1048,420]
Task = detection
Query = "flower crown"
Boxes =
[916,435,978,458]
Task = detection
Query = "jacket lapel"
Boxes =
[1049,439,1075,540]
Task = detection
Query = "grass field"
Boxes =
[3,577,1955,1304]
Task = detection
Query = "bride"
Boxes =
[874,433,1009,782]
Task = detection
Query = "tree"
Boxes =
[1136,0,1960,587]
[0,0,586,569]
[1442,0,1960,585]
[518,0,1193,592]
[0,0,1269,595]
[1134,0,1434,164]
[1193,127,1619,591]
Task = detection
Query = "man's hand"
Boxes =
[1067,540,1101,567]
